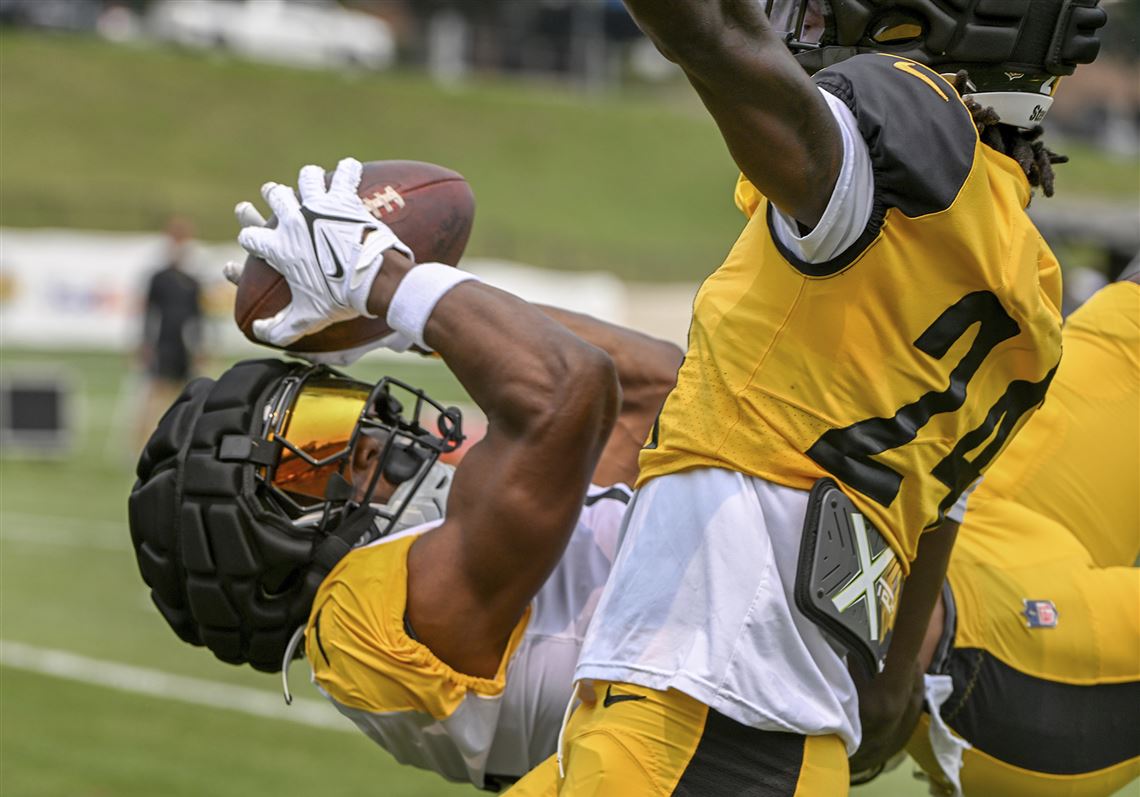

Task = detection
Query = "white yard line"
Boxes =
[0,513,128,550]
[0,640,350,732]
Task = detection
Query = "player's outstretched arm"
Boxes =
[533,305,683,487]
[367,253,620,678]
[622,0,840,227]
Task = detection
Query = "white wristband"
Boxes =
[350,228,414,317]
[386,263,480,351]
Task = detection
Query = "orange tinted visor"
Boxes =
[271,377,371,504]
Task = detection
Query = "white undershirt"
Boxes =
[770,88,875,264]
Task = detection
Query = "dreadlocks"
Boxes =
[952,71,1067,198]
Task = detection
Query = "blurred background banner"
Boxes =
[0,2,1136,796]
[0,229,643,352]
[0,228,235,350]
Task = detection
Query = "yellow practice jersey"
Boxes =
[639,54,1063,568]
[968,280,1140,568]
[904,281,1140,796]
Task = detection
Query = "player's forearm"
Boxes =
[852,520,959,770]
[623,0,794,106]
[621,0,717,64]
[534,305,682,404]
[398,265,619,644]
[889,520,958,677]
[368,253,618,441]
[623,0,773,67]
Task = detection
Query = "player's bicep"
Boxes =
[446,422,595,596]
[405,351,615,655]
[688,61,842,228]
[404,424,596,674]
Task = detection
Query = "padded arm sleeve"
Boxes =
[767,54,978,276]
[814,54,976,218]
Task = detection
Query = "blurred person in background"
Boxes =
[135,214,203,452]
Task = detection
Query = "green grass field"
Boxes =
[0,33,746,282]
[0,350,473,796]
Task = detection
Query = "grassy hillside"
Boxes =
[3,33,1137,281]
[0,33,746,281]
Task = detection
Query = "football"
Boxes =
[234,160,475,353]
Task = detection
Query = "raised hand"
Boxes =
[235,157,412,347]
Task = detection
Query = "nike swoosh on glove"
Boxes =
[236,156,412,347]
[226,199,414,360]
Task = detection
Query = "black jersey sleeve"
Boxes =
[814,53,977,218]
[765,54,978,277]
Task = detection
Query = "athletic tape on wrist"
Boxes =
[386,263,480,350]
[352,229,414,317]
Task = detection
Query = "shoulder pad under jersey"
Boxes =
[814,53,976,218]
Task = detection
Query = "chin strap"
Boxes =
[312,506,381,573]
[280,624,307,705]
[282,507,382,706]
[556,682,586,779]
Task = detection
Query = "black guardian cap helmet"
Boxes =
[768,0,1107,127]
[128,359,463,672]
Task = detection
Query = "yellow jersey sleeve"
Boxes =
[305,532,529,717]
[734,173,763,219]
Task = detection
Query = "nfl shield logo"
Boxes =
[1023,599,1058,628]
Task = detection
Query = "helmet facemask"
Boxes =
[765,0,829,54]
[259,366,465,547]
[128,359,465,673]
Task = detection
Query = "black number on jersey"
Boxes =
[806,290,1055,518]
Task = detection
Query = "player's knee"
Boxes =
[504,754,560,797]
[561,730,657,796]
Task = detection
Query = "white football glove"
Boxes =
[235,157,413,348]
[226,196,414,362]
